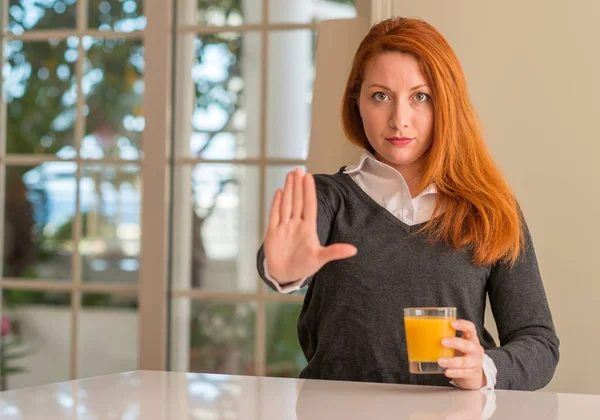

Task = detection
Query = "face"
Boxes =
[358,52,434,178]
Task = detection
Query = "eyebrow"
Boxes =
[368,83,429,91]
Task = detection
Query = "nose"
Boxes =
[389,99,410,130]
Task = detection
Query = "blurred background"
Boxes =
[0,0,359,392]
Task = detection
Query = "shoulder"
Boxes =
[312,167,355,211]
[313,167,351,198]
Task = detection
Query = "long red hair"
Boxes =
[341,17,523,266]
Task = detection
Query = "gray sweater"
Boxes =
[257,169,559,390]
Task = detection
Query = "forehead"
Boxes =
[362,52,426,85]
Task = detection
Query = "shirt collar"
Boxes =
[343,150,375,174]
[343,150,437,196]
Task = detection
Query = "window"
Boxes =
[0,0,358,391]
[168,0,356,377]
[0,0,144,390]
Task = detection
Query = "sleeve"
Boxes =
[481,353,498,390]
[484,220,560,390]
[263,259,307,294]
[257,190,335,293]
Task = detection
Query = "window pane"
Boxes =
[4,40,77,156]
[88,0,146,32]
[171,164,259,292]
[177,32,260,159]
[266,303,306,377]
[269,0,356,24]
[267,31,314,159]
[82,37,144,160]
[6,0,76,35]
[194,0,262,26]
[170,300,256,375]
[79,164,140,284]
[78,293,138,379]
[3,164,76,281]
[0,290,71,390]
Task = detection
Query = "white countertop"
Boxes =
[0,370,599,419]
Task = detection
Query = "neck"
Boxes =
[403,170,421,184]
[379,156,426,198]
[405,174,423,198]
[373,152,423,191]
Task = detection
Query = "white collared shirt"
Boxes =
[343,151,438,225]
[264,150,497,392]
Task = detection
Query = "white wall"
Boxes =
[391,0,600,394]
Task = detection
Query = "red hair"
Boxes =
[341,17,523,266]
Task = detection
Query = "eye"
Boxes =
[414,92,431,102]
[372,91,389,102]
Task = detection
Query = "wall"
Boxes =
[391,0,600,394]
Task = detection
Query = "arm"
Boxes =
[484,221,560,390]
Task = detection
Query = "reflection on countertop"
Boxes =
[1,370,597,419]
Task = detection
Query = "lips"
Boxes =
[386,137,414,146]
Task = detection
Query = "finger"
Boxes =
[442,337,480,355]
[291,167,304,219]
[318,243,358,264]
[443,368,480,379]
[302,173,317,223]
[452,319,478,342]
[438,356,480,370]
[280,171,294,222]
[267,189,282,230]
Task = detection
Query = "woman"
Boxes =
[256,16,559,391]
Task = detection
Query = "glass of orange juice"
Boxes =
[404,307,457,374]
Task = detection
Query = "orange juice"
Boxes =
[404,316,456,362]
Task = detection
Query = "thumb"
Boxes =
[318,243,358,264]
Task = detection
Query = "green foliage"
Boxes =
[0,337,36,376]
[189,302,255,373]
[265,303,307,377]
[5,0,143,156]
